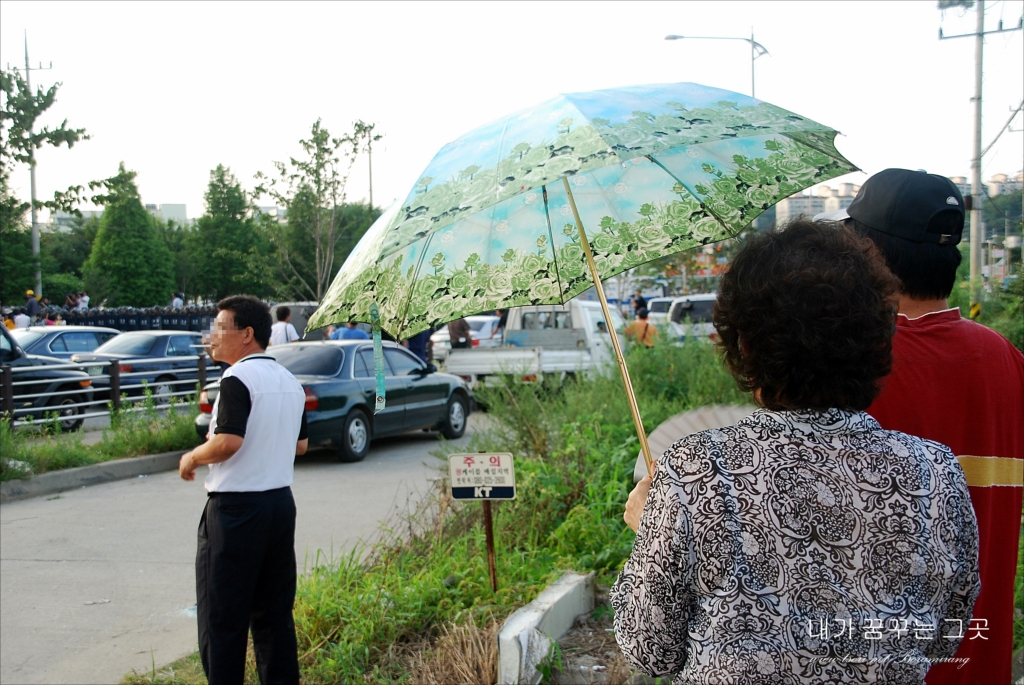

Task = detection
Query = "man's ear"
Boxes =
[243,327,256,345]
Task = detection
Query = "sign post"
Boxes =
[449,453,516,593]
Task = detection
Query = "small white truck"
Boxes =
[443,300,627,387]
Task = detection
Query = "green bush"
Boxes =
[0,392,202,481]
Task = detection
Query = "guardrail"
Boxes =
[0,355,222,430]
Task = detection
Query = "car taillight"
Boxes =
[199,390,212,414]
[303,387,319,411]
[119,363,133,373]
[471,338,479,347]
[709,332,719,342]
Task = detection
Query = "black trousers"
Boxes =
[196,487,300,685]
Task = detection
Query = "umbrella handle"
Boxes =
[562,177,655,478]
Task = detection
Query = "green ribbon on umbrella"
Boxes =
[370,302,386,413]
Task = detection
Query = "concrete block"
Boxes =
[0,450,186,503]
[498,571,595,685]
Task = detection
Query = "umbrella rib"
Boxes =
[541,184,566,304]
[394,232,435,340]
[644,154,737,239]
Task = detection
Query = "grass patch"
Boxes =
[1,392,202,481]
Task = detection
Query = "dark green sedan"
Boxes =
[195,340,472,461]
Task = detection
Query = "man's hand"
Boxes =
[179,451,197,481]
[624,463,657,532]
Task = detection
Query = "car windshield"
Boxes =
[96,333,157,355]
[468,319,490,332]
[10,329,47,347]
[268,345,344,376]
[648,300,672,313]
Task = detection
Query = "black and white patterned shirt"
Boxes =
[610,408,980,684]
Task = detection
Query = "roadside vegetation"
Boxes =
[0,392,202,481]
[123,341,747,684]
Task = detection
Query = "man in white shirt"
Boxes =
[179,295,307,685]
[77,291,89,311]
[269,306,300,346]
[171,292,184,309]
[13,309,31,328]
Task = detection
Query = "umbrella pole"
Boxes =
[562,177,654,477]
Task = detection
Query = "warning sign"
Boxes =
[448,453,516,500]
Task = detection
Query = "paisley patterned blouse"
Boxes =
[610,408,980,684]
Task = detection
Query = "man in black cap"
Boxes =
[839,169,1023,685]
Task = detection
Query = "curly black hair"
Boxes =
[218,295,272,349]
[713,220,899,411]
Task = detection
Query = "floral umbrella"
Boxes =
[308,82,856,471]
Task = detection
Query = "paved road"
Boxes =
[0,418,481,685]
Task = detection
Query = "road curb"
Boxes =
[0,450,187,503]
[498,571,594,685]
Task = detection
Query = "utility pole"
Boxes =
[10,32,53,297]
[939,2,1023,316]
[367,134,373,210]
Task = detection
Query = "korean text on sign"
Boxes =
[448,453,516,500]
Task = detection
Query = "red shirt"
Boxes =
[867,308,1024,685]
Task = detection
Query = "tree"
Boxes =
[82,163,175,307]
[1,68,88,294]
[256,119,366,301]
[41,215,98,278]
[190,165,269,300]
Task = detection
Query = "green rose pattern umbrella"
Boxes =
[307,82,856,469]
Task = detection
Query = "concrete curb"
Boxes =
[498,571,595,685]
[0,450,187,503]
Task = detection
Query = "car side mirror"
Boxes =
[424,363,437,374]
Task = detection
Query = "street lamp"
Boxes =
[665,30,769,98]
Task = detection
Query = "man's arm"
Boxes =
[180,434,243,480]
[180,376,251,481]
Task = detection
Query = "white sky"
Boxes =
[2,1,1022,222]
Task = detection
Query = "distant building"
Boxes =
[949,176,972,198]
[145,203,188,224]
[256,206,288,222]
[776,183,860,224]
[48,210,103,233]
[985,172,1024,197]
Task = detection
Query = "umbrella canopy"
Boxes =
[308,81,856,338]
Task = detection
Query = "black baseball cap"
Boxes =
[846,169,965,245]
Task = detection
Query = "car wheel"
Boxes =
[152,376,175,403]
[440,394,468,440]
[47,393,83,432]
[337,409,370,462]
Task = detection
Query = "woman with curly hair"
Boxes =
[609,220,980,684]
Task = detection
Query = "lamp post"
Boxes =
[665,29,769,98]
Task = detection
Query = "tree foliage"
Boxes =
[0,68,88,227]
[256,119,372,301]
[189,165,271,300]
[82,164,175,307]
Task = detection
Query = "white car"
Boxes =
[644,297,675,325]
[666,293,718,341]
[430,315,502,361]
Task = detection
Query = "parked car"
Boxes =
[644,297,675,326]
[70,330,208,400]
[0,326,96,431]
[666,293,718,341]
[10,326,121,360]
[429,315,502,361]
[194,340,472,462]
